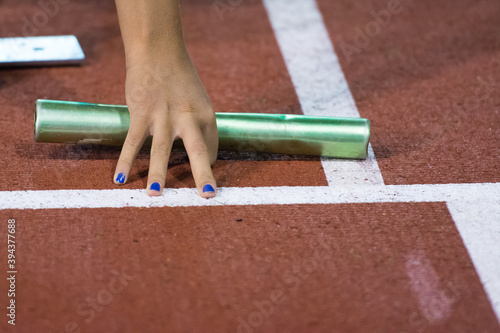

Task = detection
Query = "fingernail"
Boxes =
[116,173,125,184]
[203,184,215,193]
[150,182,161,191]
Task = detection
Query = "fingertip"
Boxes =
[114,172,127,185]
[147,182,163,196]
[200,183,217,199]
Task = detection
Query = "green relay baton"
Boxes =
[34,99,370,159]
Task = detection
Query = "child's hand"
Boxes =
[113,56,218,198]
[113,0,218,198]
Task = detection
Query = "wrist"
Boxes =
[123,36,190,71]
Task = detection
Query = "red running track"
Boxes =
[0,0,499,332]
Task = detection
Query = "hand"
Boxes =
[113,55,218,198]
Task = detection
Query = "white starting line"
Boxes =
[0,183,498,210]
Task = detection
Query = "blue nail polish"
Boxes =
[150,182,161,191]
[203,184,215,193]
[116,173,125,184]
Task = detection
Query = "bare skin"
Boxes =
[113,0,218,198]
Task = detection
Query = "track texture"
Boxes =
[0,0,499,332]
[1,203,500,332]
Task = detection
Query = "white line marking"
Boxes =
[263,0,384,186]
[447,200,500,323]
[321,145,385,186]
[0,183,498,210]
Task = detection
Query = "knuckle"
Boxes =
[131,110,149,120]
[151,142,171,157]
[125,135,144,150]
[175,102,196,114]
[188,140,208,155]
[118,155,134,166]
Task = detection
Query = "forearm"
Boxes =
[114,0,188,68]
